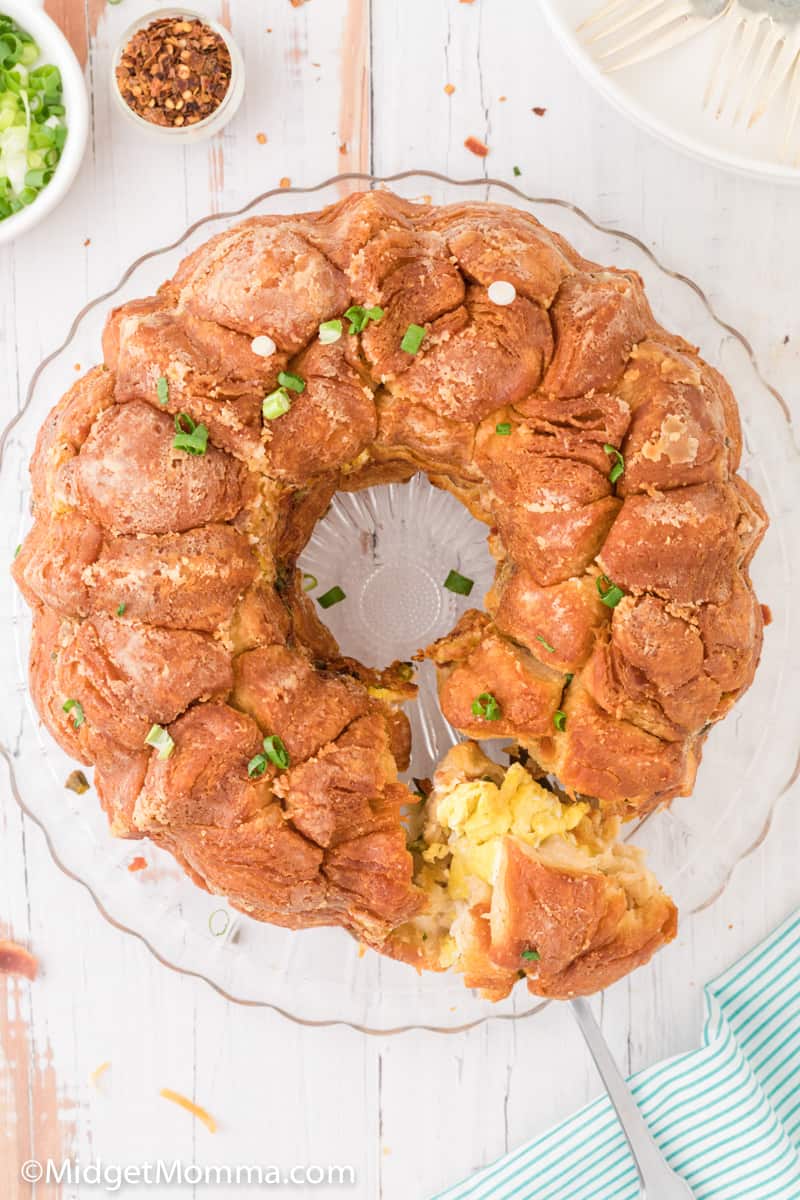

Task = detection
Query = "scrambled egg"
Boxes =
[422,764,588,901]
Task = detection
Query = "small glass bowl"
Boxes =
[110,7,245,143]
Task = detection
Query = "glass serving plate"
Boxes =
[1,172,797,1034]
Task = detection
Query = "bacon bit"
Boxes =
[459,0,476,4]
[90,1061,111,1088]
[464,136,489,157]
[128,856,148,873]
[338,141,348,154]
[256,132,267,145]
[499,95,507,102]
[532,106,547,117]
[289,0,308,6]
[279,176,291,188]
[160,1088,217,1133]
[444,83,455,96]
[83,237,91,247]
[760,603,773,626]
[0,940,38,980]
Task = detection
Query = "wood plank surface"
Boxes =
[1,2,798,1198]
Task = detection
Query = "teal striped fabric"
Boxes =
[434,910,800,1200]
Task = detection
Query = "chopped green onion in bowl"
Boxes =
[0,15,68,222]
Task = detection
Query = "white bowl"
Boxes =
[0,0,89,243]
[110,8,245,144]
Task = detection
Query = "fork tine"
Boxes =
[734,23,779,125]
[606,9,713,71]
[596,2,691,61]
[704,12,741,110]
[748,33,800,127]
[577,0,633,34]
[715,14,766,120]
[783,54,800,160]
[586,0,669,45]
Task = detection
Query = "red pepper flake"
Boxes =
[256,132,267,145]
[74,363,81,372]
[279,176,291,188]
[464,136,489,157]
[289,0,308,6]
[532,106,547,117]
[444,83,455,96]
[499,95,507,102]
[0,940,38,980]
[760,603,773,626]
[339,141,348,154]
[128,856,148,873]
[115,17,232,129]
[83,237,91,246]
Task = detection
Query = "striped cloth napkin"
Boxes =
[435,910,800,1200]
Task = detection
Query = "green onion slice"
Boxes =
[157,376,169,405]
[318,318,343,344]
[116,602,126,616]
[495,422,512,436]
[65,769,90,795]
[301,572,318,592]
[172,412,208,455]
[277,370,305,394]
[344,304,384,334]
[564,672,574,685]
[553,709,567,731]
[401,323,426,355]
[263,388,291,420]
[472,692,501,721]
[62,698,85,729]
[596,574,625,608]
[247,753,268,779]
[521,949,540,961]
[513,166,522,177]
[444,569,474,596]
[318,585,346,609]
[536,634,555,653]
[208,909,230,936]
[144,724,175,760]
[263,734,290,770]
[603,443,625,484]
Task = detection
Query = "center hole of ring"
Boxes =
[297,474,495,668]
[359,559,443,656]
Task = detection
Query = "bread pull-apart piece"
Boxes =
[392,744,676,1000]
[427,611,565,740]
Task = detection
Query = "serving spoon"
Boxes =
[570,997,695,1199]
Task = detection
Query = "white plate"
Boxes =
[540,0,800,183]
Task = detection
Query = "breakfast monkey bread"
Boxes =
[13,191,766,999]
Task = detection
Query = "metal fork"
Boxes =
[578,0,730,72]
[704,0,800,145]
[570,997,695,1199]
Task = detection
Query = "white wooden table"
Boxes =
[2,2,799,1197]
